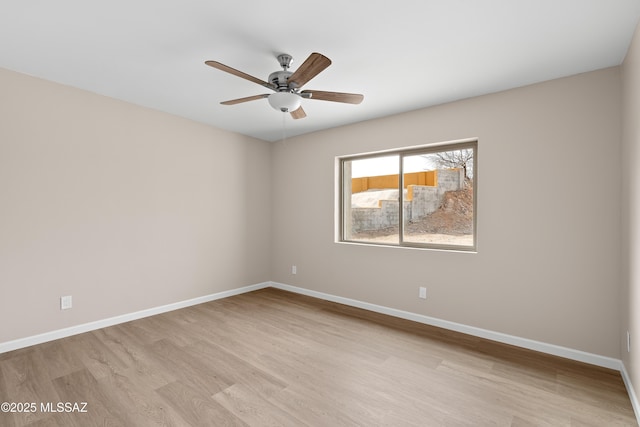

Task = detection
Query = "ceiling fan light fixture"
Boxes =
[268,92,301,112]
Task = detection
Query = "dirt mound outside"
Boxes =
[405,184,473,236]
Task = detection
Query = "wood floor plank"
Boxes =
[146,339,231,396]
[0,287,636,426]
[185,339,287,399]
[32,340,85,381]
[96,368,187,426]
[267,384,370,427]
[381,355,515,426]
[90,326,177,390]
[434,357,573,425]
[19,416,65,427]
[0,348,63,427]
[51,368,131,427]
[213,384,310,427]
[155,381,248,426]
[63,332,129,381]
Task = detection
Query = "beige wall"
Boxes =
[0,61,627,362]
[622,21,640,398]
[0,68,272,343]
[272,67,622,358]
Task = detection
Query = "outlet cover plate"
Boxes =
[60,295,72,310]
[628,331,631,352]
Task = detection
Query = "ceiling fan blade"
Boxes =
[220,94,269,105]
[290,105,307,119]
[301,90,364,104]
[205,60,275,90]
[287,53,331,88]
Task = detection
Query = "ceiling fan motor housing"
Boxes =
[269,70,293,91]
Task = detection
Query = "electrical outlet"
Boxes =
[419,287,427,299]
[60,295,72,310]
[292,265,297,275]
[628,331,631,353]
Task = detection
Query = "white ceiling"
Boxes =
[2,1,639,142]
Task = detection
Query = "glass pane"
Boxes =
[402,148,474,246]
[343,155,399,244]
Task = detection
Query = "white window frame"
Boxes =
[338,139,477,252]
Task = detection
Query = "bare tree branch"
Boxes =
[423,149,474,180]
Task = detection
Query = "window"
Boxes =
[339,140,477,251]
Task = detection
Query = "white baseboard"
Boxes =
[0,280,624,371]
[621,362,640,423]
[0,282,271,354]
[269,281,622,371]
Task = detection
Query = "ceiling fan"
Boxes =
[205,52,364,119]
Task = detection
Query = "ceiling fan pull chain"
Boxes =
[281,110,287,142]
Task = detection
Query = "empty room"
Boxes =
[2,1,640,425]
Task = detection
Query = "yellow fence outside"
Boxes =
[352,171,437,194]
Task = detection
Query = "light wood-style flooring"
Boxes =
[0,288,636,426]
